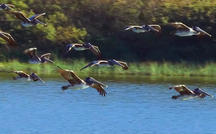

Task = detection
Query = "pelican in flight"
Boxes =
[9,11,47,27]
[169,22,212,37]
[66,43,101,59]
[24,47,53,64]
[0,31,17,47]
[169,85,213,99]
[0,70,44,82]
[125,24,161,33]
[80,59,128,70]
[57,67,107,96]
[0,4,15,11]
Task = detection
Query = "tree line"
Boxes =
[0,0,216,62]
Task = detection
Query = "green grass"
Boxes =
[1,60,216,77]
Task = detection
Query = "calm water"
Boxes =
[0,76,216,134]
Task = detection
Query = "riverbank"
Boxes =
[0,60,216,77]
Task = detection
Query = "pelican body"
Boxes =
[125,24,161,33]
[66,43,101,59]
[10,11,46,27]
[57,67,107,96]
[80,59,128,70]
[169,85,213,99]
[24,47,53,64]
[170,22,212,37]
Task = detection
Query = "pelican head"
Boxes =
[108,59,122,66]
[66,44,74,53]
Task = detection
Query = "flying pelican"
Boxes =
[169,22,212,37]
[24,47,53,64]
[125,24,161,33]
[80,59,128,70]
[0,70,44,82]
[0,31,17,47]
[66,43,101,59]
[9,11,47,27]
[0,4,15,11]
[169,85,213,99]
[57,66,107,96]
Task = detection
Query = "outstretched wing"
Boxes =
[58,69,83,84]
[89,45,102,59]
[24,47,37,58]
[91,84,107,96]
[14,71,29,78]
[86,77,107,96]
[170,85,195,95]
[29,13,46,20]
[195,27,212,37]
[30,73,45,83]
[40,53,51,59]
[149,25,161,32]
[169,22,191,30]
[10,11,30,23]
[117,61,128,70]
[0,32,17,47]
[125,25,142,30]
[6,4,15,8]
[80,61,98,71]
[193,88,213,97]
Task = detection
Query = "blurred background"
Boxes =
[0,0,216,63]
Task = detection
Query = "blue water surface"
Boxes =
[0,77,216,134]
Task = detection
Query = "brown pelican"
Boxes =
[0,31,17,47]
[0,4,15,11]
[169,85,213,99]
[125,24,161,33]
[57,67,107,96]
[9,11,47,27]
[66,43,101,59]
[169,22,212,37]
[80,59,128,70]
[24,47,53,64]
[0,70,44,82]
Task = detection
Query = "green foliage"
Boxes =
[0,0,216,62]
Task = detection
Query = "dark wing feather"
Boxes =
[0,32,17,47]
[91,84,107,96]
[89,45,102,59]
[24,48,37,58]
[117,61,128,70]
[29,13,46,20]
[80,61,98,70]
[10,11,30,22]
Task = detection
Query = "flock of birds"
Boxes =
[0,3,214,99]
